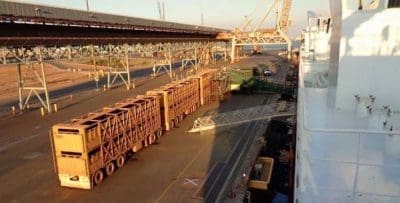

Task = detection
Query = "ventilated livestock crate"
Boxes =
[50,96,162,189]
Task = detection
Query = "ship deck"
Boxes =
[296,56,400,202]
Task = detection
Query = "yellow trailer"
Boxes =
[147,78,200,131]
[211,73,231,101]
[50,96,162,189]
[190,69,218,105]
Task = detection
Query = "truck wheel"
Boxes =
[116,155,125,168]
[156,129,162,139]
[93,170,104,185]
[149,134,156,145]
[174,118,180,127]
[105,162,115,176]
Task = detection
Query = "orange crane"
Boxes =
[218,0,293,62]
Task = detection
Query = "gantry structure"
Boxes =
[217,0,293,63]
[0,1,229,113]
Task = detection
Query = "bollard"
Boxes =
[27,104,30,109]
[53,103,58,113]
[40,107,45,116]
[103,85,107,91]
[11,106,16,116]
[132,83,136,89]
[69,95,73,100]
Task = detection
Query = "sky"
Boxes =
[6,0,330,38]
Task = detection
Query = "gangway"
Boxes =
[189,101,295,132]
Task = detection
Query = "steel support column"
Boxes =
[16,49,51,113]
[124,46,132,89]
[16,64,23,111]
[153,47,173,78]
[107,45,133,89]
[181,46,198,70]
[231,39,237,64]
[39,50,51,113]
[3,40,222,114]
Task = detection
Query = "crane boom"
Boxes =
[217,0,293,62]
[242,18,253,30]
[278,0,292,31]
[253,0,279,33]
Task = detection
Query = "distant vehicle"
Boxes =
[263,68,272,76]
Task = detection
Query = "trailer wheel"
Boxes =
[174,118,180,127]
[93,170,104,185]
[116,155,125,168]
[148,134,156,145]
[152,133,157,143]
[156,129,162,139]
[105,162,115,176]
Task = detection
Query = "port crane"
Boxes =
[218,0,293,62]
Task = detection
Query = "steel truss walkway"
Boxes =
[189,101,296,132]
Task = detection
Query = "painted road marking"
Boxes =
[183,178,201,187]
[155,143,208,202]
[23,152,42,160]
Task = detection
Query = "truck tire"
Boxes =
[156,129,162,139]
[116,155,125,168]
[105,162,115,176]
[174,118,180,127]
[93,170,104,185]
[148,134,156,145]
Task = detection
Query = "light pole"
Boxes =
[86,0,90,11]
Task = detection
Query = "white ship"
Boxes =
[295,0,400,202]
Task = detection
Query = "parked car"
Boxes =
[263,68,272,76]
